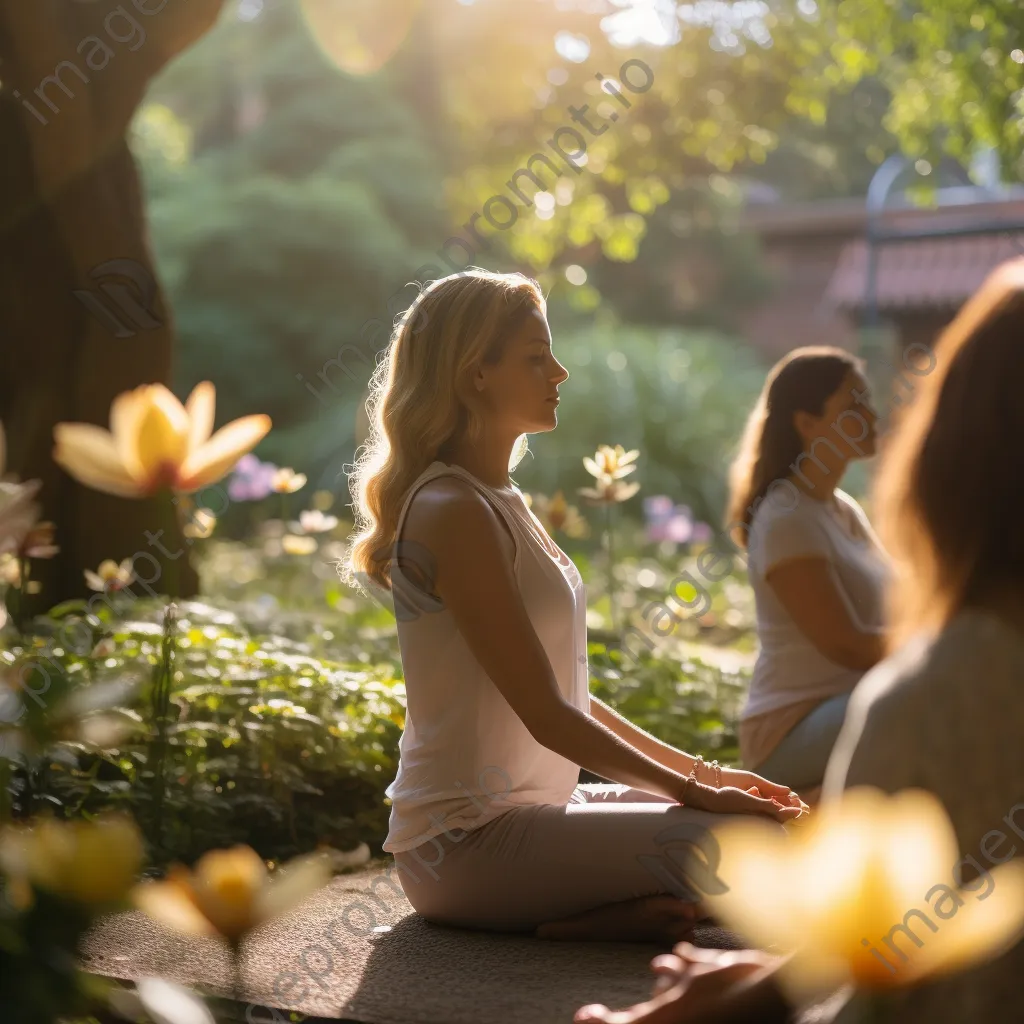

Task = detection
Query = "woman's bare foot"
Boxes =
[535,895,703,944]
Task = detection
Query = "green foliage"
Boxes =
[133,0,450,480]
[2,531,754,866]
[516,320,767,525]
[589,645,747,767]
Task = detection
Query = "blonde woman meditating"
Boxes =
[342,269,805,945]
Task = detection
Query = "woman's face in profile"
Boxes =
[483,307,569,435]
[796,369,879,462]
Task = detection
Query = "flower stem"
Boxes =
[605,504,617,632]
[148,601,177,854]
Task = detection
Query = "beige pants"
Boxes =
[392,782,779,933]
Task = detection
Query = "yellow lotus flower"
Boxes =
[133,845,331,943]
[84,557,135,592]
[529,491,590,538]
[271,468,307,494]
[705,787,1024,1002]
[53,382,271,498]
[0,813,144,906]
[583,444,639,481]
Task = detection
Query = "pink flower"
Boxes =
[643,495,695,547]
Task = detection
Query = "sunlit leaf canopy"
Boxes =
[289,0,1024,277]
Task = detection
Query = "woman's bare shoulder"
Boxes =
[402,476,515,555]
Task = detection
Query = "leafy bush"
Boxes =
[589,643,747,768]
[516,320,767,526]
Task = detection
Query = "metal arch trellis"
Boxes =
[863,153,1024,328]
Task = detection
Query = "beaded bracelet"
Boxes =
[690,754,723,788]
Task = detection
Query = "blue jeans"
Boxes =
[750,691,853,791]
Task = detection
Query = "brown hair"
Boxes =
[725,346,864,548]
[874,258,1024,650]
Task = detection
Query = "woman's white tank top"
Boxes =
[381,460,590,853]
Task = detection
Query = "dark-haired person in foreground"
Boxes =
[574,259,1024,1023]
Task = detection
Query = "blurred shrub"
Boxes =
[516,321,767,526]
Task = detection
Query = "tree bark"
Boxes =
[0,0,225,611]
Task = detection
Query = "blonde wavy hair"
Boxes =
[341,268,545,592]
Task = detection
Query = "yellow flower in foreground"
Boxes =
[84,557,135,592]
[53,381,271,498]
[271,468,307,494]
[705,787,1024,1001]
[583,444,639,481]
[133,845,331,943]
[0,814,144,906]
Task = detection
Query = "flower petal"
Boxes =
[256,852,332,925]
[134,386,190,481]
[895,859,1024,986]
[178,415,272,492]
[185,382,216,455]
[110,388,148,483]
[53,425,146,498]
[84,570,106,591]
[133,880,219,938]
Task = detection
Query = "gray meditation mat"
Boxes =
[81,860,848,1023]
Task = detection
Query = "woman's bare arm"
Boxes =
[590,696,703,779]
[766,557,885,672]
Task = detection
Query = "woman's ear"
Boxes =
[792,409,816,443]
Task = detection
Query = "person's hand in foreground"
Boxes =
[574,942,792,1024]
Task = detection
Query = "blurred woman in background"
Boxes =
[725,347,890,800]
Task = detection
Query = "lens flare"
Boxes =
[299,0,421,75]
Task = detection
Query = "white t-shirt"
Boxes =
[742,486,890,721]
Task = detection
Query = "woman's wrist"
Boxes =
[688,753,723,788]
[678,774,714,809]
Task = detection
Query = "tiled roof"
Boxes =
[825,234,1024,311]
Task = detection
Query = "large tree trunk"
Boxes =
[0,0,225,611]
